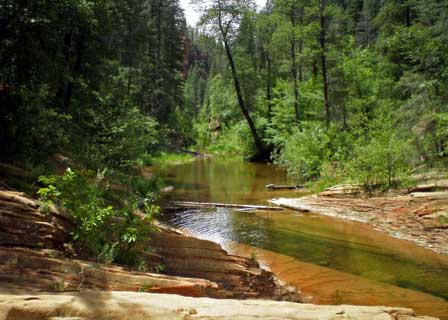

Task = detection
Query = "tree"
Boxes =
[193,0,269,160]
[0,0,186,165]
[319,0,331,127]
[255,3,276,117]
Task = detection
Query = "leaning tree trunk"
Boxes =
[222,38,266,158]
[218,12,267,160]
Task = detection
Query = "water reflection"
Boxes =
[157,159,448,301]
[160,158,295,204]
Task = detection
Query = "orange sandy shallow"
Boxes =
[230,243,448,320]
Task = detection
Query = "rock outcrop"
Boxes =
[0,189,297,300]
[270,188,448,255]
[0,190,72,249]
[0,291,439,320]
[0,247,220,297]
[150,226,293,300]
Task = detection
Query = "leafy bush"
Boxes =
[139,152,195,167]
[38,168,158,265]
[73,107,158,172]
[207,121,248,157]
[347,117,415,190]
[274,122,331,181]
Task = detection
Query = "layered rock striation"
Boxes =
[0,189,296,300]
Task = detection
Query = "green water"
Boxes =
[157,158,448,301]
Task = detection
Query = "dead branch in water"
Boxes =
[265,184,303,190]
[169,201,284,211]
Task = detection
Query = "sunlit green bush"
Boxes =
[38,168,158,266]
[274,122,331,181]
[347,114,415,190]
[348,140,414,190]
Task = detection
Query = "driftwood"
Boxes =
[170,201,284,211]
[265,184,303,190]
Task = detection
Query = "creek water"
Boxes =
[156,158,448,319]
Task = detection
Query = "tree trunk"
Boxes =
[319,0,330,127]
[56,32,84,113]
[64,34,84,112]
[298,7,304,83]
[266,54,272,117]
[290,5,299,123]
[217,8,267,160]
[223,38,266,158]
[298,39,303,82]
[156,0,162,63]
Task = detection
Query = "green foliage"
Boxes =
[140,152,196,167]
[97,242,119,264]
[187,0,447,185]
[274,122,331,181]
[438,215,448,225]
[249,250,258,264]
[207,74,239,126]
[75,107,158,171]
[50,278,66,292]
[347,116,415,190]
[38,169,158,265]
[3,0,448,194]
[154,263,166,273]
[1,0,186,165]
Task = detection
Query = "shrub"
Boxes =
[38,168,158,265]
[274,122,331,181]
[73,107,158,172]
[347,118,415,190]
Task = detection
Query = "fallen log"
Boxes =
[265,184,303,190]
[170,201,284,211]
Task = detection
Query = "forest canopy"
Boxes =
[186,0,448,188]
[1,0,447,189]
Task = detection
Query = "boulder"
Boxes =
[0,190,72,249]
[320,184,363,198]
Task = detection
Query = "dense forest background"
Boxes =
[1,0,448,189]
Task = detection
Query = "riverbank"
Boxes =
[0,185,441,319]
[1,159,446,320]
[270,185,448,256]
[0,290,438,320]
[0,188,297,301]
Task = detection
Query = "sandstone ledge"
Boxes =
[0,291,439,320]
[0,247,219,297]
[0,188,298,301]
[270,189,448,255]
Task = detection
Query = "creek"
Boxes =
[155,158,448,319]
